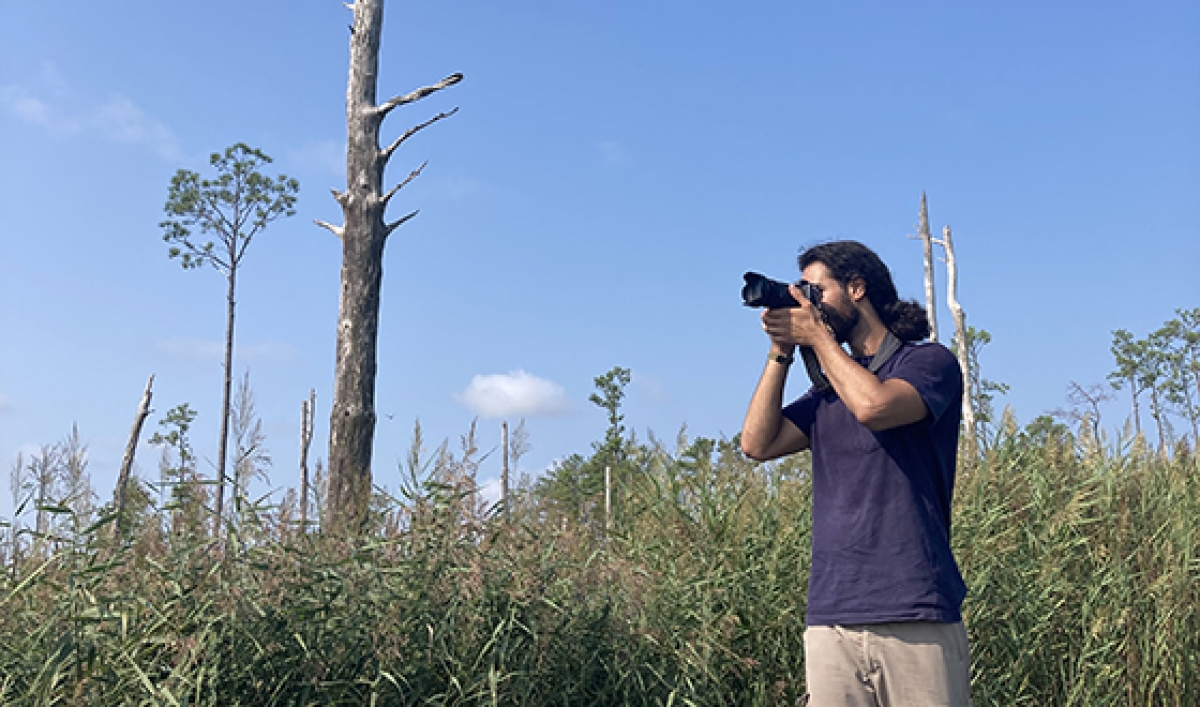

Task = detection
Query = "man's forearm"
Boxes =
[742,345,798,460]
[811,335,925,430]
[810,336,890,419]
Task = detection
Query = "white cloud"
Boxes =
[156,338,296,364]
[1,61,180,159]
[0,393,14,413]
[456,370,571,419]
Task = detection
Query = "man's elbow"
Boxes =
[740,436,774,462]
[854,400,927,431]
[855,406,891,431]
[854,381,928,431]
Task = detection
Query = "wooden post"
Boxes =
[113,374,154,543]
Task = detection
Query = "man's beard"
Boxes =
[821,302,860,344]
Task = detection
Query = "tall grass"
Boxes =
[0,431,1195,705]
[956,430,1199,706]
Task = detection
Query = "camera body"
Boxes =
[741,272,821,309]
[742,271,832,391]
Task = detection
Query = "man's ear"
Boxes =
[847,276,867,302]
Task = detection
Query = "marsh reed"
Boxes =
[1,429,1195,705]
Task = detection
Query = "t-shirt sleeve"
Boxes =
[886,344,963,424]
[781,386,821,436]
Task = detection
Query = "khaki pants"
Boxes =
[802,622,972,707]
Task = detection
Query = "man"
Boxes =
[741,241,971,707]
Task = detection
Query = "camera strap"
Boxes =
[803,330,904,394]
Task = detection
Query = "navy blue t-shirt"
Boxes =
[782,341,967,626]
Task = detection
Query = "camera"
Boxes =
[741,272,821,309]
[742,272,832,391]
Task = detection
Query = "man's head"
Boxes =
[798,241,931,343]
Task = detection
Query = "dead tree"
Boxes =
[914,192,938,342]
[316,0,462,533]
[299,389,315,531]
[114,375,154,542]
[934,225,977,457]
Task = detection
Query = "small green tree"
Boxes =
[148,403,206,539]
[590,366,633,469]
[1177,308,1200,399]
[535,453,594,522]
[536,367,633,527]
[1142,326,1176,450]
[1159,310,1200,446]
[1109,328,1147,438]
[161,144,298,538]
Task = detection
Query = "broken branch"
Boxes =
[382,108,459,162]
[376,73,463,119]
[314,219,345,240]
[382,161,428,205]
[384,209,420,237]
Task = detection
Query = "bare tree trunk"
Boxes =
[114,375,154,542]
[320,0,461,534]
[299,389,315,531]
[917,192,938,342]
[214,268,236,539]
[936,226,976,457]
[500,420,509,520]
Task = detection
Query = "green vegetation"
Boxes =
[2,309,1197,704]
[1,412,1196,704]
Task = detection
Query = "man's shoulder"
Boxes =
[884,341,963,399]
[891,340,960,370]
[885,341,964,414]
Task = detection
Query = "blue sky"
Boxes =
[2,1,1197,514]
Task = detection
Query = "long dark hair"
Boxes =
[798,241,931,342]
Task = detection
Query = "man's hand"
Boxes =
[760,284,832,350]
